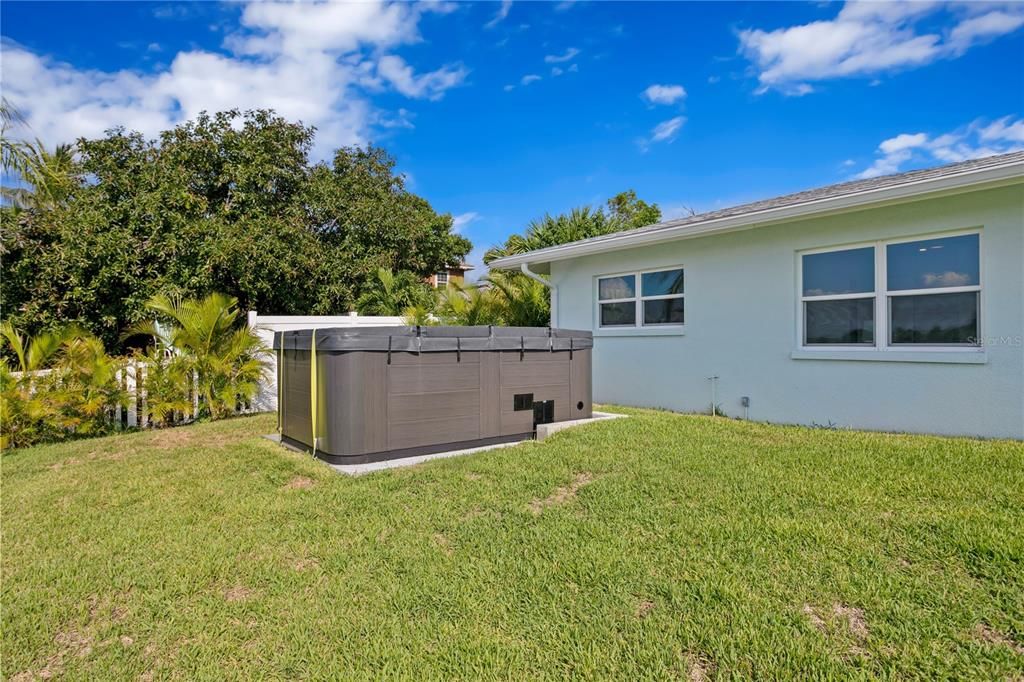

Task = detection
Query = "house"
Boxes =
[489,152,1024,439]
[428,262,474,288]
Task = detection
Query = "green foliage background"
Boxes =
[2,110,471,350]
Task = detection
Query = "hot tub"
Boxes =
[273,326,593,464]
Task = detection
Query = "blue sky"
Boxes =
[2,1,1023,275]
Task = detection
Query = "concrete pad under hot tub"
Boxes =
[265,411,625,475]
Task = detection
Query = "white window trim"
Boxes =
[435,271,449,287]
[795,228,984,356]
[595,265,685,332]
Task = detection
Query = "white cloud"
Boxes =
[978,115,1024,143]
[857,115,1024,178]
[949,9,1024,52]
[377,55,468,100]
[638,116,686,151]
[544,47,580,63]
[230,1,420,58]
[879,132,929,155]
[551,66,563,76]
[485,0,513,29]
[567,63,579,73]
[0,2,464,161]
[642,84,687,105]
[651,116,685,142]
[520,74,541,85]
[502,84,515,92]
[739,1,1024,94]
[451,212,480,233]
[377,107,415,130]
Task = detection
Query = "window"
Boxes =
[799,231,981,349]
[597,267,684,328]
[801,247,875,345]
[886,234,979,345]
[435,271,449,287]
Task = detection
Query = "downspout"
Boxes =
[520,263,557,328]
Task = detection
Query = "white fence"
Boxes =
[116,361,201,428]
[248,311,406,411]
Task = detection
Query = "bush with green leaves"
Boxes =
[435,281,503,327]
[356,268,435,316]
[0,323,126,449]
[131,346,194,428]
[127,292,270,421]
[1,292,270,449]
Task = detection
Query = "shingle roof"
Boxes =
[490,151,1024,269]
[645,151,1024,233]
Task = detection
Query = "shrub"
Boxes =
[127,292,270,420]
[0,323,125,448]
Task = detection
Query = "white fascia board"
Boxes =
[489,160,1024,270]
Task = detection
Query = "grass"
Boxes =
[2,408,1023,680]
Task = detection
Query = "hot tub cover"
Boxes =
[272,326,593,353]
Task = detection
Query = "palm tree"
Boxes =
[356,268,433,316]
[49,333,126,436]
[134,346,193,427]
[0,320,69,375]
[127,292,269,420]
[1,323,70,448]
[436,281,502,326]
[0,323,124,447]
[1,98,31,177]
[485,270,551,327]
[1,97,76,210]
[484,206,620,263]
[402,304,437,327]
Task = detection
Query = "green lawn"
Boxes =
[3,409,1023,680]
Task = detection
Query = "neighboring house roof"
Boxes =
[490,151,1024,271]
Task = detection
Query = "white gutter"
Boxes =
[489,157,1024,270]
[519,263,557,327]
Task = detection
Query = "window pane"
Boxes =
[804,298,875,345]
[890,292,979,345]
[599,275,635,300]
[600,301,636,326]
[643,298,684,325]
[802,247,874,296]
[642,269,684,296]
[887,234,979,291]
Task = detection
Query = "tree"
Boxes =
[1,110,471,350]
[127,292,269,420]
[605,189,661,229]
[1,98,77,210]
[436,282,503,326]
[1,98,32,184]
[356,268,434,316]
[480,190,662,325]
[484,270,550,327]
[305,145,472,305]
[483,192,660,264]
[0,322,71,448]
[0,323,125,448]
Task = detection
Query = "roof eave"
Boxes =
[489,158,1024,270]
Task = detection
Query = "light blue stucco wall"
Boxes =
[550,185,1024,439]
